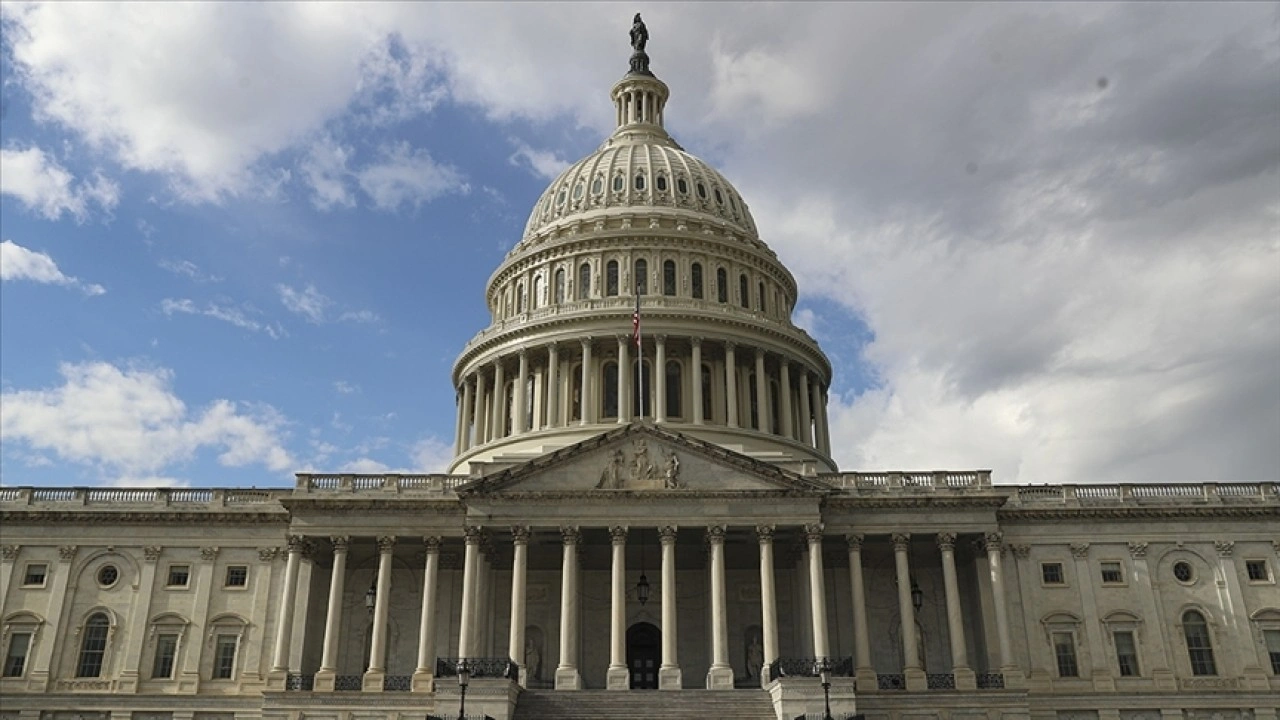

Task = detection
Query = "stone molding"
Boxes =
[330,536,350,553]
[376,536,396,553]
[143,546,162,562]
[936,532,956,552]
[846,533,864,551]
[1008,544,1031,559]
[1214,540,1234,557]
[58,545,77,561]
[756,525,776,543]
[1070,543,1090,559]
[705,525,727,544]
[258,547,280,563]
[891,532,911,551]
[803,523,824,544]
[982,531,1004,552]
[0,545,17,561]
[1128,542,1149,558]
[509,527,529,545]
[608,525,628,544]
[560,526,581,545]
[201,547,220,562]
[658,525,678,543]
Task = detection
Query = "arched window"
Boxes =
[579,262,591,300]
[634,174,646,191]
[554,269,566,304]
[691,263,704,299]
[77,613,110,678]
[758,282,767,313]
[516,282,525,313]
[663,260,676,296]
[613,175,624,192]
[602,362,619,419]
[1182,610,1217,676]
[532,276,543,310]
[666,360,682,418]
[635,259,648,295]
[606,261,619,296]
[656,175,668,192]
[570,366,583,422]
[739,274,750,308]
[716,268,728,303]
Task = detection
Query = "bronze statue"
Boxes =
[630,13,648,54]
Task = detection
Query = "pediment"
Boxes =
[456,423,830,498]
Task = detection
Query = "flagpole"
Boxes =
[635,281,644,421]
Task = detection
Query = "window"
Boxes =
[1173,561,1194,583]
[676,177,688,194]
[662,260,676,296]
[554,269,566,304]
[2,632,32,677]
[714,188,723,205]
[572,181,583,200]
[212,635,237,680]
[1264,629,1280,675]
[606,261,619,296]
[701,364,714,421]
[696,182,707,200]
[151,633,179,679]
[555,189,566,207]
[97,565,119,587]
[1182,610,1216,676]
[716,268,728,303]
[532,275,543,309]
[516,282,525,313]
[602,362,619,419]
[1114,630,1139,677]
[578,262,591,300]
[656,175,667,192]
[77,613,110,677]
[1052,631,1078,677]
[634,259,648,295]
[166,565,190,588]
[224,566,248,588]
[612,175,624,192]
[22,564,46,587]
[634,174,645,191]
[1246,559,1271,582]
[1100,561,1124,584]
[665,361,682,418]
[592,177,603,195]
[739,274,750,308]
[1041,562,1065,585]
[758,281,766,313]
[691,263,703,299]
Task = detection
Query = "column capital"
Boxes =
[936,532,957,552]
[1127,541,1149,558]
[846,533,865,551]
[1008,544,1031,559]
[518,347,529,359]
[58,545,78,561]
[258,547,281,563]
[423,536,443,553]
[609,526,629,544]
[286,534,307,554]
[1069,542,1090,559]
[705,525,727,544]
[615,334,629,345]
[201,546,221,562]
[658,525,678,544]
[547,341,560,355]
[655,334,667,344]
[511,526,531,545]
[580,337,593,349]
[982,531,1004,552]
[690,336,703,348]
[330,536,350,553]
[144,545,163,563]
[890,532,911,551]
[724,340,736,351]
[560,526,581,545]
[463,525,484,543]
[376,536,396,553]
[1214,540,1234,557]
[756,525,776,543]
[1,545,19,561]
[803,523,824,544]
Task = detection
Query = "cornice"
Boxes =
[280,498,465,515]
[999,505,1280,522]
[1,511,289,525]
[824,495,1009,510]
[467,489,825,504]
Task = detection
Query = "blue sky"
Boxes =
[2,3,1276,488]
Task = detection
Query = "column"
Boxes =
[691,338,704,425]
[812,382,829,455]
[659,526,682,689]
[845,534,876,688]
[514,350,529,434]
[508,528,530,686]
[412,537,442,692]
[1215,541,1270,687]
[654,335,667,423]
[555,527,582,689]
[798,370,813,446]
[1126,543,1175,689]
[607,526,629,689]
[757,526,779,685]
[363,536,395,690]
[546,344,560,429]
[1069,542,1115,690]
[182,547,220,685]
[458,527,482,658]
[118,546,161,690]
[0,546,16,617]
[755,349,769,432]
[937,533,975,689]
[617,335,630,423]
[454,388,465,455]
[28,546,75,690]
[779,362,794,440]
[460,380,474,453]
[473,370,488,445]
[315,536,349,691]
[983,532,1019,683]
[892,533,926,690]
[805,524,830,660]
[271,535,304,673]
[724,343,739,428]
[580,339,594,425]
[706,525,733,688]
[491,362,506,439]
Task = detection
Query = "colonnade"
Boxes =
[454,338,831,457]
[274,528,1017,693]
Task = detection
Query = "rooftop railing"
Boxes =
[1009,482,1277,507]
[0,486,290,508]
[294,473,472,494]
[822,470,994,491]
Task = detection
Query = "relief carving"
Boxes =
[596,439,679,490]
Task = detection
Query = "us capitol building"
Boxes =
[1,17,1277,720]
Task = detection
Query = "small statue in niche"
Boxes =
[663,450,680,489]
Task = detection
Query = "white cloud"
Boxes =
[356,141,467,212]
[0,361,294,480]
[338,309,381,324]
[158,259,222,283]
[412,436,453,473]
[333,381,359,395]
[300,135,356,211]
[0,239,105,295]
[161,298,284,339]
[276,283,331,323]
[0,145,119,221]
[509,141,569,181]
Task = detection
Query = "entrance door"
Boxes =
[626,622,661,689]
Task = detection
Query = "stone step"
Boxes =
[512,689,777,720]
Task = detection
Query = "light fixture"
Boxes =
[911,577,923,613]
[818,657,833,720]
[456,660,470,720]
[365,577,377,612]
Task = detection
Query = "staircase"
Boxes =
[512,689,777,720]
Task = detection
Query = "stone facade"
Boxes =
[2,19,1279,720]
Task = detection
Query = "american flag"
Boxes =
[632,289,642,349]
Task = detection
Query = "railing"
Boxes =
[769,657,825,678]
[825,471,994,492]
[334,674,363,691]
[1011,482,1277,507]
[382,674,411,691]
[295,473,472,495]
[436,657,518,680]
[876,673,905,690]
[285,673,314,691]
[975,673,1004,689]
[926,673,955,690]
[0,486,289,509]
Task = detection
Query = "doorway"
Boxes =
[626,622,661,689]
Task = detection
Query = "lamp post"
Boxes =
[364,579,377,613]
[818,657,833,720]
[457,660,470,720]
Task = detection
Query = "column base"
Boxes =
[555,667,581,690]
[607,666,630,690]
[706,664,734,690]
[362,669,385,692]
[313,669,336,692]
[1001,665,1027,690]
[659,666,682,690]
[116,671,139,694]
[904,667,926,692]
[1090,669,1116,692]
[1151,668,1176,691]
[854,667,877,691]
[264,670,287,692]
[410,670,434,692]
[953,666,976,691]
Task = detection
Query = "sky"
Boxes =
[1,3,1277,489]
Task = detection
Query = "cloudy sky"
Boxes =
[1,3,1276,488]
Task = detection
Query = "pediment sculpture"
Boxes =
[597,438,680,490]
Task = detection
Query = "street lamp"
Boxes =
[910,577,923,613]
[456,660,470,720]
[364,579,377,613]
[818,657,833,720]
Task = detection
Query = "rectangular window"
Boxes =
[1052,631,1078,677]
[2,632,32,677]
[1114,630,1139,677]
[22,564,47,587]
[213,635,237,679]
[1041,562,1065,585]
[151,633,179,679]
[1264,629,1280,675]
[1246,560,1271,582]
[224,566,248,588]
[166,565,190,588]
[1100,561,1124,584]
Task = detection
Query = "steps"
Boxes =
[512,688,777,720]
